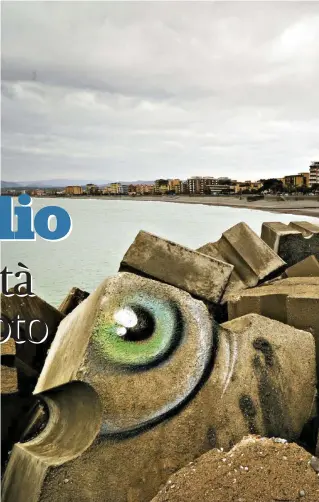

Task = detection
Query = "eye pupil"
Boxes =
[116,306,155,342]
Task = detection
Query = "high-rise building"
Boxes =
[180,181,189,194]
[187,176,218,194]
[187,177,202,194]
[119,184,129,195]
[310,162,319,186]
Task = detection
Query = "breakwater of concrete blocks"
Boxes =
[1,220,319,502]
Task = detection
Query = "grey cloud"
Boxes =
[1,1,319,181]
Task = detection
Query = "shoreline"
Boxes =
[36,195,319,218]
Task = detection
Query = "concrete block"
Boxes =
[1,291,64,374]
[285,255,319,278]
[2,273,316,502]
[198,222,285,300]
[287,295,319,365]
[120,230,234,303]
[289,221,319,236]
[58,286,90,316]
[1,338,17,394]
[1,337,36,472]
[228,277,319,373]
[261,221,319,266]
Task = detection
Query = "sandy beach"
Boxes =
[58,194,319,218]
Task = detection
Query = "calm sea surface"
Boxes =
[2,198,318,307]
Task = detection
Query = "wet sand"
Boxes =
[86,195,319,218]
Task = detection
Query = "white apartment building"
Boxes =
[310,162,319,186]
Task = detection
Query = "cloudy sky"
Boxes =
[2,1,319,182]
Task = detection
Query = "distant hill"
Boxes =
[1,179,155,189]
[1,181,22,188]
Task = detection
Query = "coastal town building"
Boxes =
[310,162,319,186]
[155,179,169,194]
[168,179,181,193]
[179,181,189,194]
[187,176,216,194]
[282,173,309,190]
[57,162,319,199]
[102,183,129,195]
[30,189,46,196]
[111,183,122,194]
[86,183,99,194]
[187,177,236,195]
[65,185,83,195]
[234,181,263,193]
[136,184,154,195]
[120,184,129,195]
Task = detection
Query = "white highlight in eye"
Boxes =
[116,326,127,337]
[114,307,138,329]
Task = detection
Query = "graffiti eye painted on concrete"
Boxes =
[1,221,319,502]
[42,273,215,437]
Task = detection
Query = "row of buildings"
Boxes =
[63,162,319,197]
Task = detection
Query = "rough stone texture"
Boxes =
[35,272,215,430]
[1,291,64,470]
[1,337,35,472]
[58,287,90,316]
[1,338,18,394]
[151,436,319,502]
[198,222,285,301]
[2,300,316,502]
[285,255,319,278]
[120,230,233,303]
[289,221,319,236]
[227,277,319,373]
[1,290,64,374]
[261,221,319,266]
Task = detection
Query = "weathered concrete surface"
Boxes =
[1,338,36,472]
[198,222,285,300]
[1,290,64,374]
[2,302,316,502]
[289,221,319,236]
[151,436,319,502]
[120,230,233,303]
[1,290,64,465]
[261,221,319,266]
[285,255,319,278]
[35,272,215,428]
[228,277,319,372]
[1,338,18,394]
[197,239,246,299]
[58,287,90,316]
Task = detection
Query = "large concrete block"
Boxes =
[261,221,319,266]
[1,338,18,394]
[151,436,319,502]
[285,255,319,278]
[228,277,319,371]
[120,230,234,303]
[58,287,90,316]
[1,291,64,374]
[2,273,316,502]
[1,338,36,472]
[198,222,285,300]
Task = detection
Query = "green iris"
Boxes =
[92,293,181,367]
